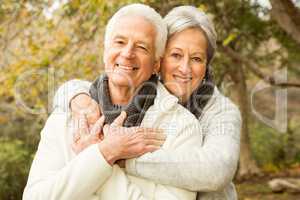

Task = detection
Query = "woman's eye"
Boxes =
[171,53,181,59]
[192,57,203,62]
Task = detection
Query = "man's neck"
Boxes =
[108,81,135,106]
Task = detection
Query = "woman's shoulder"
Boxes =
[201,87,241,120]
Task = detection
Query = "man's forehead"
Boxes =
[111,15,156,40]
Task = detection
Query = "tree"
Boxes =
[270,0,300,45]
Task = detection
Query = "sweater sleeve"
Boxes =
[52,79,92,112]
[23,109,113,200]
[126,102,241,192]
[99,165,151,200]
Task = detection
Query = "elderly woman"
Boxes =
[52,5,241,200]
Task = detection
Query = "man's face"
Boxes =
[104,16,158,91]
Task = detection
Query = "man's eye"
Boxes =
[115,40,125,45]
[137,45,147,51]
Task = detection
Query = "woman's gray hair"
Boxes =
[104,4,168,60]
[164,6,217,65]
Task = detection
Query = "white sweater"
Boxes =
[23,82,205,200]
[33,79,241,200]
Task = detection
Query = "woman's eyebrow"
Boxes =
[191,52,206,57]
[168,47,182,51]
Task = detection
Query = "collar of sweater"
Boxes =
[153,82,179,112]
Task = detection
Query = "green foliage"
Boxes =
[0,139,34,200]
[250,120,300,172]
[250,122,285,168]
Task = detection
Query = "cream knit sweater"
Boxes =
[23,82,207,200]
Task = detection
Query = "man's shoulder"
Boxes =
[41,108,69,137]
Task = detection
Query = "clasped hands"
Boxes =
[70,94,166,167]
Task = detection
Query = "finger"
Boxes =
[79,114,89,137]
[136,127,164,135]
[103,124,110,137]
[111,111,127,127]
[73,132,80,143]
[144,145,160,153]
[137,127,164,133]
[90,115,105,136]
[145,138,165,146]
[140,131,166,140]
[125,126,140,135]
[86,102,101,125]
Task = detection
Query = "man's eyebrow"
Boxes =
[136,41,150,48]
[113,35,126,40]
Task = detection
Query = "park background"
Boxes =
[0,0,300,199]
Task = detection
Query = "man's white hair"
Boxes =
[104,3,167,60]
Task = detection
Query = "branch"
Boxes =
[269,0,300,44]
[221,46,300,88]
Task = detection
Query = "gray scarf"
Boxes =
[89,74,158,127]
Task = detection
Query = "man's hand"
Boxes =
[72,114,105,154]
[99,111,166,165]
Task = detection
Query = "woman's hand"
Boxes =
[70,93,100,127]
[70,94,105,154]
[71,114,105,154]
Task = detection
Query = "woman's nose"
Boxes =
[178,58,191,74]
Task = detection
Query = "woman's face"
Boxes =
[161,28,208,103]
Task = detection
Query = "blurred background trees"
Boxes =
[0,0,299,199]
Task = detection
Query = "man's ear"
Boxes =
[153,58,161,75]
[103,48,107,64]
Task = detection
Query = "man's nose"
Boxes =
[120,42,135,59]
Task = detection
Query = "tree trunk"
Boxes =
[270,0,300,45]
[284,118,296,164]
[229,64,262,179]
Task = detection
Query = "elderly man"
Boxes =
[23,4,203,200]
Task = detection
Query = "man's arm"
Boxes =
[126,105,241,192]
[24,108,165,200]
[23,109,113,200]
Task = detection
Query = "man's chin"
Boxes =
[109,74,135,89]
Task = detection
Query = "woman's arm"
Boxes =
[52,79,91,112]
[125,101,241,192]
